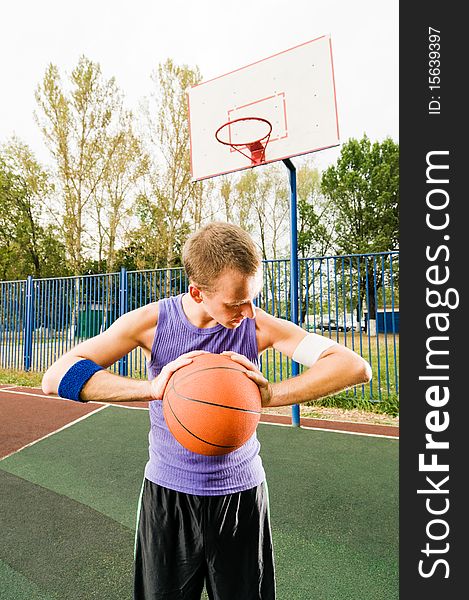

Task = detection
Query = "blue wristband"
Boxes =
[58,359,103,402]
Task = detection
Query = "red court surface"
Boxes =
[0,386,398,459]
[0,386,103,458]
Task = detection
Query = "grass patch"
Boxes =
[311,391,400,418]
[0,369,43,387]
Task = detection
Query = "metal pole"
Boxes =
[118,267,128,377]
[23,275,34,372]
[283,159,300,427]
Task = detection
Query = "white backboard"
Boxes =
[188,35,340,181]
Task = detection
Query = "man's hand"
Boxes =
[221,351,273,407]
[150,350,209,400]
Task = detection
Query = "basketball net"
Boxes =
[215,117,272,165]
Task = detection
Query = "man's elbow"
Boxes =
[42,355,85,395]
[354,356,372,385]
[42,369,58,396]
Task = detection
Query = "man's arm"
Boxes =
[41,303,156,402]
[42,303,206,403]
[226,308,372,408]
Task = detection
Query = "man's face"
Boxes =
[192,268,263,329]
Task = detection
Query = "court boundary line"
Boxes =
[0,404,109,461]
[1,387,398,440]
[0,388,64,400]
[0,387,150,410]
[258,420,398,439]
[92,401,149,411]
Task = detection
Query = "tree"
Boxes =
[235,165,290,260]
[297,160,335,258]
[219,177,234,223]
[321,136,399,254]
[134,59,205,269]
[35,56,124,273]
[321,136,399,324]
[92,110,149,272]
[126,190,191,270]
[234,171,263,249]
[0,142,67,279]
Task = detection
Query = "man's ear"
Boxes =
[188,284,204,304]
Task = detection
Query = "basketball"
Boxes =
[163,352,262,456]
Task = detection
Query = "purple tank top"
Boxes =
[144,293,266,495]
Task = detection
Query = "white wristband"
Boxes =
[291,333,338,368]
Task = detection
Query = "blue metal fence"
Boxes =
[0,252,399,403]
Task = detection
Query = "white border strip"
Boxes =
[0,404,109,461]
[0,388,149,411]
[258,419,399,439]
[0,388,62,400]
[92,401,149,412]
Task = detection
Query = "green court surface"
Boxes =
[0,406,398,599]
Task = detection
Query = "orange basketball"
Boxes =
[163,353,262,456]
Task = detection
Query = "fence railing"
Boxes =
[0,252,399,403]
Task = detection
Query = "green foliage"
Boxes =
[321,136,399,254]
[35,56,137,274]
[0,143,68,280]
[312,391,400,418]
[0,368,43,387]
[235,168,281,259]
[296,161,334,257]
[127,60,203,268]
[125,191,190,269]
[217,164,289,259]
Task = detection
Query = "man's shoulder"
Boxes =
[254,307,272,326]
[131,295,181,331]
[118,302,159,333]
[115,302,159,352]
[255,308,287,349]
[255,307,286,328]
[255,307,307,355]
[131,301,159,318]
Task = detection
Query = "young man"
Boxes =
[42,222,371,600]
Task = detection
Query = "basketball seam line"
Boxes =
[171,365,261,415]
[166,395,237,449]
[170,382,262,415]
[173,365,247,387]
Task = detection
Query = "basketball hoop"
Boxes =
[215,117,272,165]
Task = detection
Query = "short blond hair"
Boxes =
[182,222,261,290]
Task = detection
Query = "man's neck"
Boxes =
[181,293,218,329]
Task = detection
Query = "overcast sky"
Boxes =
[0,0,398,172]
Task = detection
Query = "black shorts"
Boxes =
[133,479,276,600]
